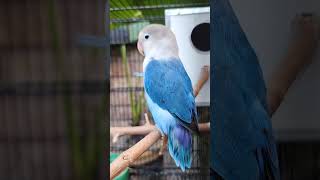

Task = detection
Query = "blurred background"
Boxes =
[0,0,107,179]
[109,0,210,179]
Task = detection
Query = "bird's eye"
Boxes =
[144,34,150,40]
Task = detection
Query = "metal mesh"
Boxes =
[109,0,210,179]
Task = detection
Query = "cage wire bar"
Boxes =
[0,0,106,180]
[109,0,210,179]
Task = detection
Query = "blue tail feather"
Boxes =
[168,124,193,171]
[256,148,265,179]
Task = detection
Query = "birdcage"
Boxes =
[109,0,210,179]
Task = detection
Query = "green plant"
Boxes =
[120,44,145,126]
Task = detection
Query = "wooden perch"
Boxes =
[110,130,161,179]
[111,120,210,143]
[267,14,319,115]
[193,65,210,97]
[110,65,210,179]
[110,113,157,143]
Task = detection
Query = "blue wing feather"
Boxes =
[212,0,280,179]
[144,58,196,125]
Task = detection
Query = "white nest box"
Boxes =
[165,7,210,106]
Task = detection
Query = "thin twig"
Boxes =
[110,121,157,143]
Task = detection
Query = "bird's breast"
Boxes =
[142,57,152,72]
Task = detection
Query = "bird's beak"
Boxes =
[137,41,144,56]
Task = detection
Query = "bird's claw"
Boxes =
[159,135,168,156]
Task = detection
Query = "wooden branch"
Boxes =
[110,130,161,179]
[267,14,319,115]
[110,65,210,179]
[111,122,210,143]
[110,122,157,143]
[193,65,210,97]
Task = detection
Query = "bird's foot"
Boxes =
[159,135,168,156]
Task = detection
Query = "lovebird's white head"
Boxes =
[137,24,179,60]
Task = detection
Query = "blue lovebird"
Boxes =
[211,0,280,179]
[137,24,198,171]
